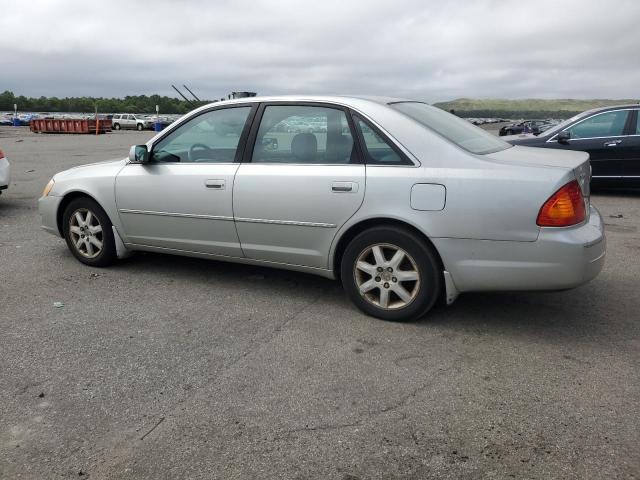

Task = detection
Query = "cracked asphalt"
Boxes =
[0,125,639,479]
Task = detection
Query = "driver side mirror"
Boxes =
[129,145,149,164]
[557,131,571,144]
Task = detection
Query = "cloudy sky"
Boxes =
[2,0,639,102]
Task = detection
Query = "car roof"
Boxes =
[576,104,640,116]
[198,95,417,109]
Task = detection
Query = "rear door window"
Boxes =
[353,115,409,165]
[251,105,355,164]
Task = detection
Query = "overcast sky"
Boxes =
[2,0,639,102]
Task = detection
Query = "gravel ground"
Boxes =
[0,126,638,479]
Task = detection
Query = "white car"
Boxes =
[111,114,153,131]
[39,96,605,322]
[0,148,10,195]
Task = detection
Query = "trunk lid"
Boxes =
[484,145,591,196]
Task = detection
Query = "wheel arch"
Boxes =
[331,217,446,281]
[56,191,110,236]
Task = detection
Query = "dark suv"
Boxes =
[504,105,640,187]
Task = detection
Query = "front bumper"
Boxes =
[434,206,606,292]
[38,195,64,237]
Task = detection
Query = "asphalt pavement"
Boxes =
[0,126,638,479]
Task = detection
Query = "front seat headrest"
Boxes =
[291,133,317,162]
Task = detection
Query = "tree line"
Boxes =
[0,90,203,114]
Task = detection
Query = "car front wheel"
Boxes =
[62,197,117,267]
[137,123,143,131]
[340,226,442,322]
[113,123,120,130]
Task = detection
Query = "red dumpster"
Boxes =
[30,118,112,134]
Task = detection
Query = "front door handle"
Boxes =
[604,140,622,147]
[205,179,225,189]
[332,181,358,193]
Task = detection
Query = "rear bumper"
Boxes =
[38,195,63,237]
[434,206,606,292]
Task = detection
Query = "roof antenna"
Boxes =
[183,85,201,102]
[172,85,194,105]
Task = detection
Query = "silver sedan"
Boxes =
[38,96,606,321]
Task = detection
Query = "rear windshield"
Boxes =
[390,102,511,155]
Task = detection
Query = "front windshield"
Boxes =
[391,102,510,155]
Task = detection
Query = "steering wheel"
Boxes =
[188,143,214,162]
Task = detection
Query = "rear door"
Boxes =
[232,103,365,269]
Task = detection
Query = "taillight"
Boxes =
[0,149,4,159]
[537,180,586,227]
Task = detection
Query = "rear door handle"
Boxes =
[205,179,225,189]
[604,140,622,147]
[332,181,358,193]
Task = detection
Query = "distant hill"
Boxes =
[433,98,639,119]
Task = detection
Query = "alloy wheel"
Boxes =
[69,208,104,259]
[353,243,421,310]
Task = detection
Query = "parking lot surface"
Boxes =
[0,126,639,479]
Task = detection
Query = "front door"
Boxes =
[554,109,633,179]
[115,105,255,256]
[233,103,365,269]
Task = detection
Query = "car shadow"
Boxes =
[109,251,616,345]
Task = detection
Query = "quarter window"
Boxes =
[566,110,629,139]
[151,107,251,163]
[252,105,355,164]
[354,116,408,165]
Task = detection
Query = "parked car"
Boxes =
[503,105,640,187]
[111,114,153,131]
[38,96,605,322]
[0,148,10,195]
[499,119,557,136]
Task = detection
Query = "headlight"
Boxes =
[42,178,55,197]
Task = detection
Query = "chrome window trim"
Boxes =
[547,108,637,143]
[241,163,360,167]
[592,175,640,179]
[126,161,237,166]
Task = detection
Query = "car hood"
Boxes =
[53,158,127,180]
[483,145,589,170]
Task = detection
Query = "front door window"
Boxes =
[152,107,252,163]
[567,110,629,139]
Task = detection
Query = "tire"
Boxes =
[62,197,117,267]
[113,123,121,130]
[137,123,143,131]
[340,226,442,322]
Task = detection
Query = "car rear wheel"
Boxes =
[340,226,442,322]
[62,197,117,267]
